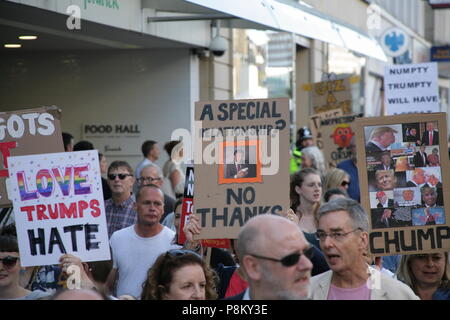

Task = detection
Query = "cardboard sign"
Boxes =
[384,62,440,115]
[309,109,344,150]
[355,113,450,256]
[7,151,111,267]
[312,113,362,168]
[194,98,290,239]
[0,107,64,207]
[178,165,230,248]
[311,77,353,114]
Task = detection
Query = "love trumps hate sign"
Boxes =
[7,151,110,267]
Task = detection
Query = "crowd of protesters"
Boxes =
[0,130,449,301]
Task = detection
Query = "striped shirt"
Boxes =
[105,195,137,238]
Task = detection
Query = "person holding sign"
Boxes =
[106,185,180,299]
[310,198,419,300]
[397,253,450,300]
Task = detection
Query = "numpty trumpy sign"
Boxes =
[7,151,110,267]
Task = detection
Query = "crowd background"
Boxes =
[0,128,449,300]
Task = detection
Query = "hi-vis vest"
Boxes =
[290,148,302,174]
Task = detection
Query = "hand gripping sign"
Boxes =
[6,151,110,267]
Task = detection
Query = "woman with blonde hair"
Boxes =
[397,252,450,300]
[141,249,218,300]
[323,168,350,194]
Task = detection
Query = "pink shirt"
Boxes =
[327,283,371,300]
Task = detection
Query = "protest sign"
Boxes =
[384,62,440,115]
[355,113,450,256]
[7,151,110,267]
[178,165,230,248]
[309,109,343,150]
[193,98,290,239]
[0,107,63,207]
[311,77,353,114]
[311,113,362,168]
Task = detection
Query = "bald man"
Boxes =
[52,289,104,300]
[230,215,313,300]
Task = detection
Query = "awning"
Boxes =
[181,0,387,62]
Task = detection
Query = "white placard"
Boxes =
[7,151,110,267]
[384,62,440,115]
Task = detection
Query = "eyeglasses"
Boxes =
[315,228,362,242]
[166,249,202,259]
[108,173,133,180]
[249,245,314,267]
[0,256,19,269]
[139,177,162,183]
[341,181,350,187]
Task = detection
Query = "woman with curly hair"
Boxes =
[141,249,218,300]
[397,252,450,300]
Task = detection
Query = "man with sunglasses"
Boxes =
[310,198,418,300]
[105,161,138,238]
[228,214,313,300]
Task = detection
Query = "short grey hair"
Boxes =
[301,146,327,177]
[140,163,162,178]
[318,198,369,231]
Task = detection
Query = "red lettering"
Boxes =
[0,141,18,177]
[36,204,49,220]
[59,202,77,219]
[89,199,101,218]
[48,204,59,219]
[20,206,35,221]
[77,200,89,218]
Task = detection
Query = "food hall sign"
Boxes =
[82,123,141,156]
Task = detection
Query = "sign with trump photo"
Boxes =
[355,113,450,256]
[193,98,290,239]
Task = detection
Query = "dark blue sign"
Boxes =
[431,46,450,62]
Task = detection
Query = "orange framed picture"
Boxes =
[218,140,262,184]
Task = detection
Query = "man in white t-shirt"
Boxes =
[106,184,180,299]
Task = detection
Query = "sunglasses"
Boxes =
[0,256,19,269]
[249,245,314,267]
[341,181,350,187]
[108,173,133,180]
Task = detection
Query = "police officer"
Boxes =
[290,127,314,174]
